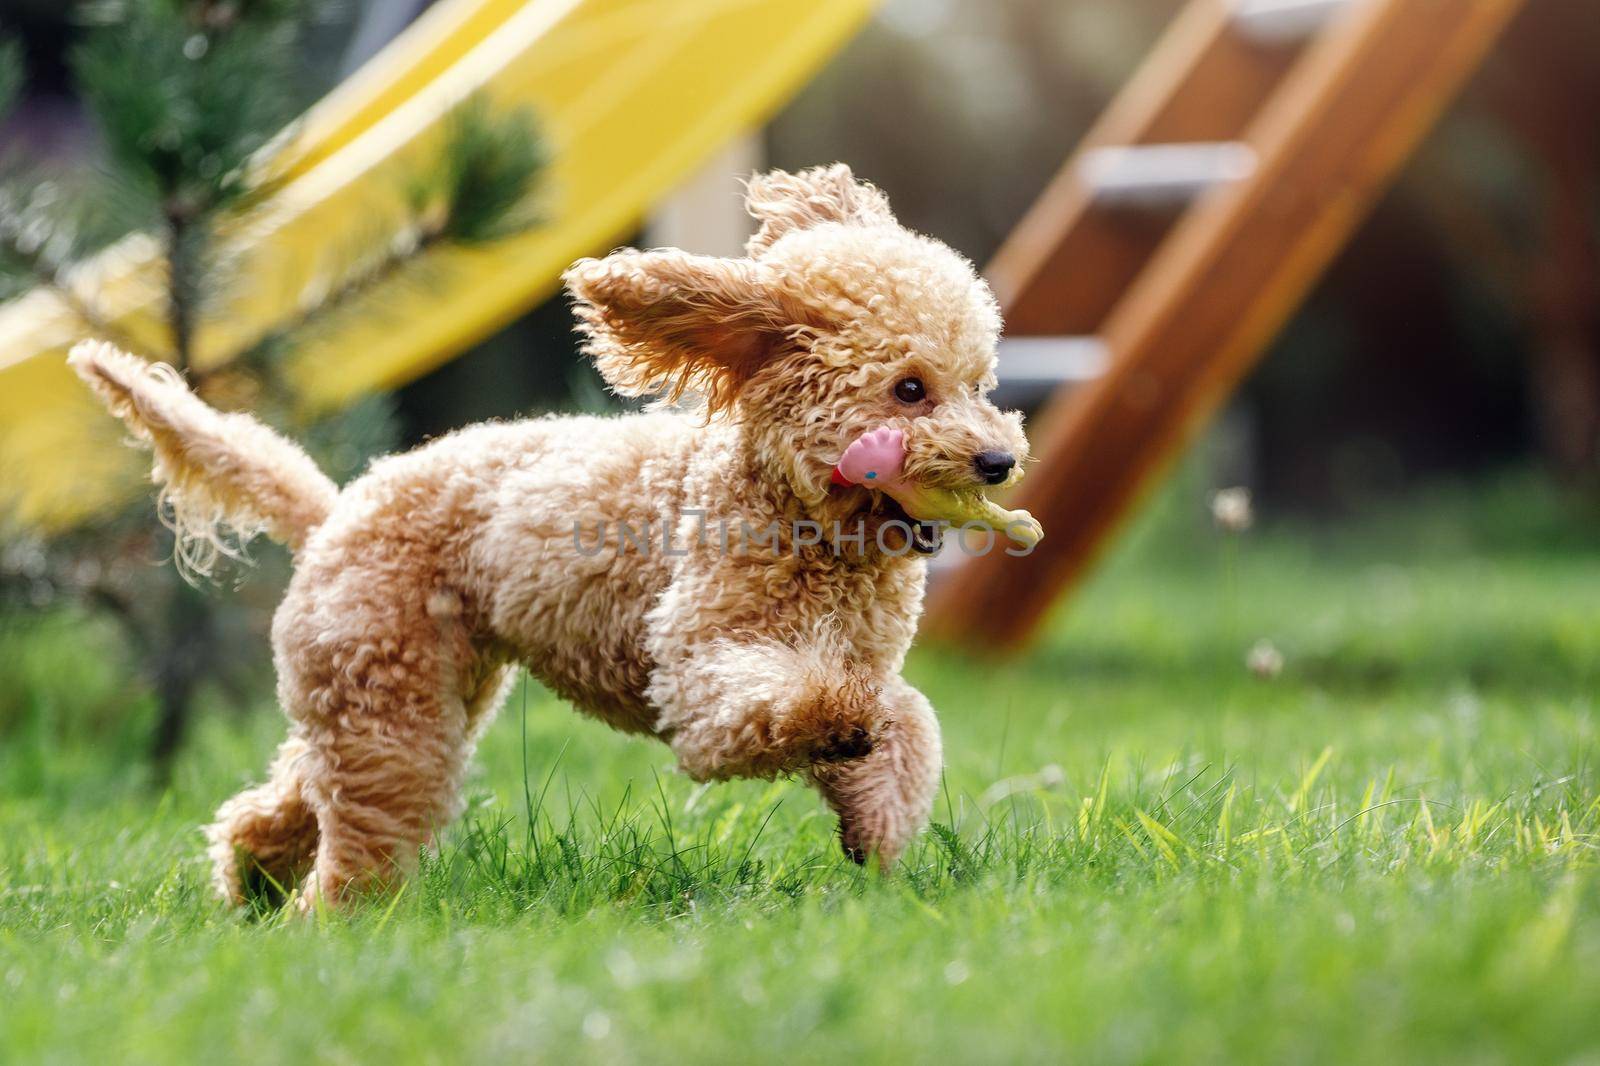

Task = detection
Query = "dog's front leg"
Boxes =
[649,640,890,782]
[809,677,942,868]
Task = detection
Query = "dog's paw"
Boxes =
[838,818,869,865]
[815,725,875,764]
[779,669,884,768]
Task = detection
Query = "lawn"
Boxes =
[2,473,1598,1064]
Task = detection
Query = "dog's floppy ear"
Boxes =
[744,164,895,256]
[565,249,812,414]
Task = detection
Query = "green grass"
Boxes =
[2,472,1598,1063]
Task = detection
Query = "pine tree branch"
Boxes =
[0,205,165,363]
[161,197,202,372]
[262,217,448,357]
[265,101,545,356]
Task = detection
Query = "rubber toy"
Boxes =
[831,427,1044,548]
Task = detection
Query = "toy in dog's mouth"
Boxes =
[878,495,946,555]
[832,427,1044,552]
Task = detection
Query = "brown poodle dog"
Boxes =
[70,164,1033,909]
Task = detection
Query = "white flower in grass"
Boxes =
[1247,639,1284,679]
[1211,486,1254,533]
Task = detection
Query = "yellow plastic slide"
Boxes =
[0,0,875,528]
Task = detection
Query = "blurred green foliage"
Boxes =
[73,3,299,211]
[0,0,546,769]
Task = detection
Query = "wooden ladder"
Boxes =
[926,0,1526,651]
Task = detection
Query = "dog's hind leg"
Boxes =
[295,701,471,911]
[268,576,490,911]
[207,735,320,906]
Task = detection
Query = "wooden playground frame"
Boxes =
[926,0,1527,651]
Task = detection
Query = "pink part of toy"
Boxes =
[833,426,907,489]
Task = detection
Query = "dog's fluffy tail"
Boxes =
[69,340,337,575]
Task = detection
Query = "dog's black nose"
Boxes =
[973,450,1016,485]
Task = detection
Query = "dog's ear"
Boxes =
[743,164,895,256]
[564,249,812,415]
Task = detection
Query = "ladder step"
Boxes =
[996,335,1109,386]
[1078,142,1257,206]
[1232,0,1351,43]
[992,335,1107,409]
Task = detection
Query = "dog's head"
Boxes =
[564,164,1028,535]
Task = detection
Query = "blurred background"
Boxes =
[7,0,1596,495]
[0,0,1596,763]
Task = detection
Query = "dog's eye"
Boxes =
[893,377,926,404]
